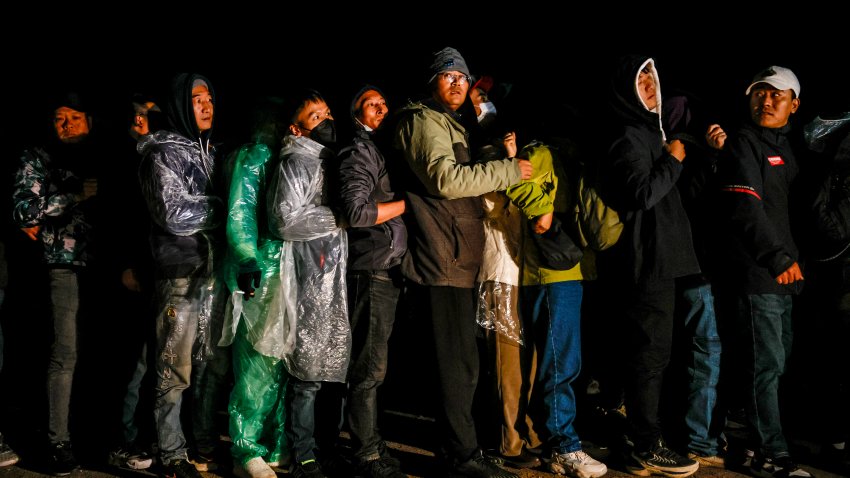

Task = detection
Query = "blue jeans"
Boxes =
[346,269,402,462]
[47,268,81,444]
[735,293,793,459]
[286,378,323,463]
[679,281,723,456]
[121,342,149,445]
[522,281,583,453]
[153,277,229,464]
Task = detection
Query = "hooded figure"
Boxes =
[597,55,700,477]
[602,55,699,282]
[139,73,222,281]
[138,72,229,471]
[219,98,289,475]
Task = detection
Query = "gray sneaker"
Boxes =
[549,450,607,478]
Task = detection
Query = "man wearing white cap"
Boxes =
[716,66,812,478]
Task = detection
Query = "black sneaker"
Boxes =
[292,459,327,478]
[160,459,203,478]
[377,441,401,468]
[628,440,698,477]
[357,456,407,478]
[450,450,518,478]
[48,441,78,476]
[751,455,813,478]
[491,448,541,469]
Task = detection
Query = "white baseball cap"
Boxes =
[745,66,800,98]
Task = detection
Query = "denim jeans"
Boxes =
[153,277,230,464]
[47,268,81,444]
[735,293,793,459]
[121,342,149,445]
[522,281,583,454]
[679,280,723,456]
[346,269,402,462]
[286,378,323,463]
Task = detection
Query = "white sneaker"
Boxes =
[233,457,277,478]
[549,450,608,478]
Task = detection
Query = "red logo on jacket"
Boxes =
[767,156,784,166]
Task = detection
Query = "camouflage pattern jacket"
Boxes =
[12,146,96,267]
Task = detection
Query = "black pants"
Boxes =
[620,278,675,452]
[424,285,479,462]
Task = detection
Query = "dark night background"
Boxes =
[4,12,849,152]
[0,11,849,473]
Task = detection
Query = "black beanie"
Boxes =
[51,91,89,114]
[429,47,470,84]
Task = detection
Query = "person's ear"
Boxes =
[289,124,302,136]
[791,97,800,114]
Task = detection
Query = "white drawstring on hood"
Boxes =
[635,58,666,141]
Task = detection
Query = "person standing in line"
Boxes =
[219,98,289,478]
[336,85,407,478]
[716,66,812,478]
[267,88,350,478]
[0,239,21,469]
[600,56,700,477]
[393,47,531,478]
[107,94,162,472]
[138,73,230,478]
[12,91,102,476]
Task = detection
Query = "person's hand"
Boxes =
[665,139,686,162]
[533,212,553,234]
[237,270,262,300]
[517,158,533,180]
[706,124,727,150]
[503,131,518,158]
[21,226,40,241]
[776,262,804,285]
[121,268,142,292]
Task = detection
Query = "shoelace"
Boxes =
[651,447,685,465]
[565,450,593,463]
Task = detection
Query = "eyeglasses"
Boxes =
[440,72,471,85]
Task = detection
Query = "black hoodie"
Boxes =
[599,55,700,282]
[138,73,223,278]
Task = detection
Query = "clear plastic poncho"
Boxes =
[477,190,524,344]
[805,113,850,152]
[266,135,350,382]
[138,130,224,361]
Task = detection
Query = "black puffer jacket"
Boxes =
[599,55,700,282]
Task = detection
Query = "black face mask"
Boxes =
[307,119,336,147]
